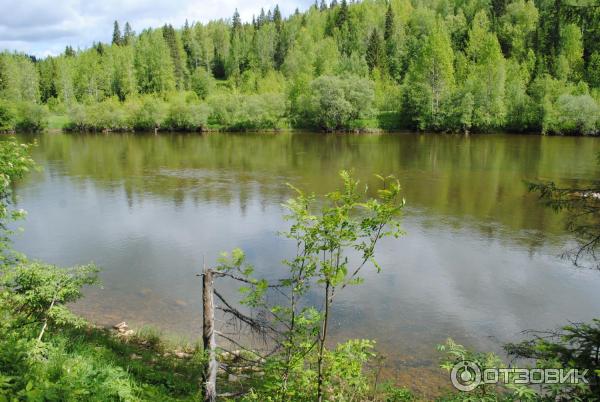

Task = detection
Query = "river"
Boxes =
[12,131,600,396]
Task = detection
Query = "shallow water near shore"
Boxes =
[12,131,600,396]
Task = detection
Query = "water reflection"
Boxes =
[12,131,600,394]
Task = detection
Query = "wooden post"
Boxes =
[202,268,217,402]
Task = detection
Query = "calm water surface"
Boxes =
[12,131,600,394]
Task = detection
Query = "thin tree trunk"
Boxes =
[202,268,217,402]
[37,284,61,343]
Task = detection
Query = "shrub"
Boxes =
[163,97,211,131]
[0,100,17,132]
[15,102,48,132]
[544,94,600,135]
[85,98,129,131]
[297,75,375,130]
[65,103,88,131]
[65,99,128,132]
[208,92,287,130]
[127,95,167,131]
[190,68,214,99]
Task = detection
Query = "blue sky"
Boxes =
[0,0,312,58]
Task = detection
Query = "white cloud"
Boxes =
[0,0,312,57]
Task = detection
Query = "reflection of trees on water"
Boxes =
[17,132,600,252]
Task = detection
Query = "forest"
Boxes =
[0,0,599,133]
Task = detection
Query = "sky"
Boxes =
[0,0,312,58]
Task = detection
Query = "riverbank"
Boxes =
[3,88,600,136]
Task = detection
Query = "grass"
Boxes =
[0,321,207,401]
[46,114,69,130]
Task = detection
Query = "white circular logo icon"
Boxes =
[450,361,482,392]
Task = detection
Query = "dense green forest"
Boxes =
[0,0,599,133]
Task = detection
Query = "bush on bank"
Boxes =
[61,91,288,132]
[0,100,48,132]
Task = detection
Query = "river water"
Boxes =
[12,131,600,395]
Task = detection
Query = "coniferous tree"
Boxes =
[273,5,282,30]
[112,21,122,46]
[65,46,76,57]
[336,0,348,28]
[383,3,401,79]
[1,0,599,135]
[384,3,395,43]
[258,8,266,27]
[123,22,135,46]
[232,9,242,33]
[94,42,105,55]
[366,29,385,72]
[228,10,244,82]
[273,5,286,68]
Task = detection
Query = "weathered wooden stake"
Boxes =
[202,268,217,402]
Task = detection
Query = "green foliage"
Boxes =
[65,98,129,131]
[0,138,34,262]
[403,20,455,130]
[218,172,405,400]
[0,262,206,401]
[128,95,168,131]
[0,137,206,401]
[298,75,375,130]
[0,100,17,131]
[0,53,40,103]
[189,68,214,99]
[464,11,507,130]
[14,102,48,132]
[544,93,600,135]
[0,262,99,331]
[504,320,600,400]
[2,0,600,133]
[135,29,175,94]
[208,92,287,130]
[438,339,539,401]
[163,95,211,131]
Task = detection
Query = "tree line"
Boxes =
[0,0,599,133]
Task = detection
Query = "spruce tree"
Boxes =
[65,45,75,57]
[273,4,285,68]
[384,3,400,79]
[366,29,385,72]
[273,5,282,31]
[112,21,122,46]
[384,3,394,42]
[335,0,348,28]
[232,9,242,33]
[123,22,134,46]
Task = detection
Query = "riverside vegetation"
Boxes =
[1,135,600,400]
[0,0,600,133]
